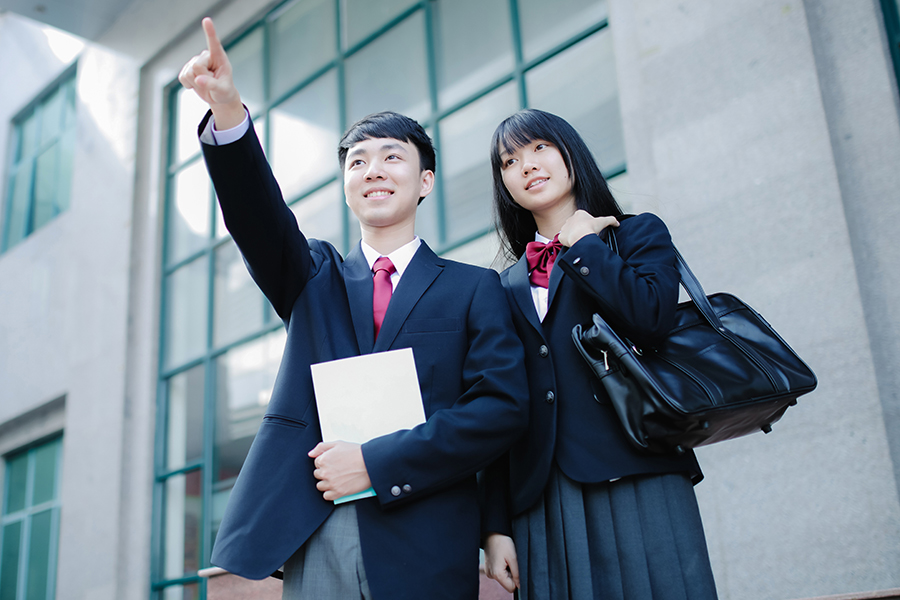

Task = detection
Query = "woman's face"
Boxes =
[498,139,576,218]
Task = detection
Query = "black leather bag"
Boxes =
[572,229,817,454]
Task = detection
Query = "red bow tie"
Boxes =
[525,235,562,288]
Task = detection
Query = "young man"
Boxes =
[179,18,528,599]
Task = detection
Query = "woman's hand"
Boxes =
[558,210,619,247]
[483,533,520,593]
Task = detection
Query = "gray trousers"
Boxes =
[282,503,373,600]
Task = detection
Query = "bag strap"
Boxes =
[606,222,725,331]
[607,222,781,389]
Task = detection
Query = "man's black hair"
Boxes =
[338,111,436,174]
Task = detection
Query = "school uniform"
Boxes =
[483,213,718,599]
[199,113,529,600]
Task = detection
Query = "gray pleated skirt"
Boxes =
[512,468,718,600]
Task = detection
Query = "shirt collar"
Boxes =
[360,236,421,277]
[534,231,553,243]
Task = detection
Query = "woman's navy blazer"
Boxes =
[200,115,528,600]
[483,213,701,534]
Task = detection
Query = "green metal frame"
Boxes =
[153,1,620,596]
[1,65,78,253]
[881,0,900,93]
[0,436,63,600]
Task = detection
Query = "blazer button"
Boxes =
[580,266,590,276]
[539,345,549,358]
[391,485,401,497]
[402,484,412,493]
[545,391,555,403]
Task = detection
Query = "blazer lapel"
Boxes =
[343,243,376,354]
[508,255,543,335]
[547,245,567,308]
[373,242,443,352]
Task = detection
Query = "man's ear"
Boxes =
[419,170,435,198]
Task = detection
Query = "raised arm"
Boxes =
[178,18,245,130]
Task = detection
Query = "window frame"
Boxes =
[1,64,78,253]
[0,435,63,600]
[881,0,900,93]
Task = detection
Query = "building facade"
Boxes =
[1,0,899,599]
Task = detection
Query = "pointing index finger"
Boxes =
[202,17,226,61]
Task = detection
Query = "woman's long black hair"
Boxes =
[490,109,623,260]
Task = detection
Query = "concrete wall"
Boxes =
[609,0,900,598]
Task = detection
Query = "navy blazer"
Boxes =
[200,114,528,599]
[482,213,701,535]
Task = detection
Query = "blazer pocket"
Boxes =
[402,318,462,334]
[263,414,308,429]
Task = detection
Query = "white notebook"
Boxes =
[311,348,426,503]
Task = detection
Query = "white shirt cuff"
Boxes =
[199,109,251,146]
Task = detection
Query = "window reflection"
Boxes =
[344,11,429,124]
[166,365,205,471]
[433,0,514,109]
[214,329,287,484]
[214,242,266,348]
[163,470,202,580]
[229,27,265,116]
[270,70,340,202]
[164,257,209,370]
[289,181,343,244]
[167,160,211,265]
[440,84,518,244]
[175,88,210,164]
[526,30,625,173]
[341,0,418,49]
[518,0,608,62]
[161,583,199,600]
[269,0,336,100]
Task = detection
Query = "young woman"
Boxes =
[482,109,718,599]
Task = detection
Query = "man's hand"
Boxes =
[178,17,245,130]
[483,533,520,593]
[308,441,372,501]
[558,209,619,248]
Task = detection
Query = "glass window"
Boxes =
[163,256,209,370]
[525,29,625,173]
[229,27,265,116]
[214,329,286,484]
[174,88,210,164]
[166,365,205,471]
[160,583,200,600]
[1,438,62,600]
[162,470,202,580]
[270,0,336,100]
[214,242,267,347]
[157,2,620,594]
[341,0,418,49]
[270,70,341,202]
[167,160,211,266]
[0,522,21,600]
[344,11,430,124]
[289,181,344,243]
[883,0,900,91]
[440,83,519,244]
[433,0,514,110]
[518,0,609,61]
[2,70,77,252]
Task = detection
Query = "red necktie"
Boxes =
[525,235,562,288]
[373,256,396,339]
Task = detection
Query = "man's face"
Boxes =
[343,137,434,232]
